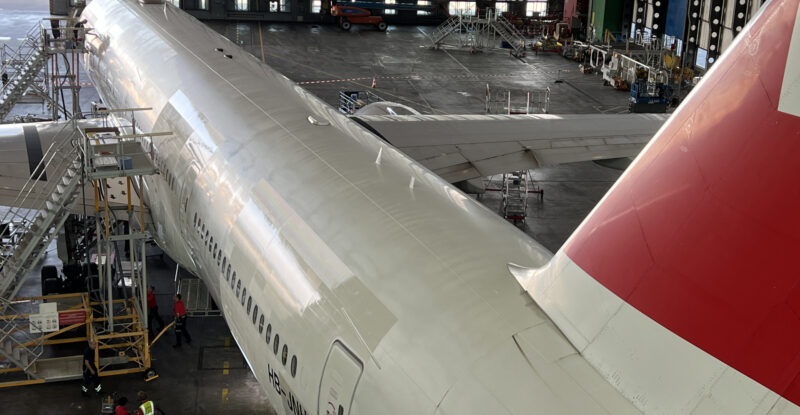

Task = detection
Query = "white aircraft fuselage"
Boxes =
[77,0,800,413]
[81,1,559,414]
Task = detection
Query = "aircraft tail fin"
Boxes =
[517,0,800,412]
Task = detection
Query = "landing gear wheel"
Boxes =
[377,22,387,31]
[144,368,159,382]
[341,21,352,31]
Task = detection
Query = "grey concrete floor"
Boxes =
[208,21,631,116]
[0,4,626,414]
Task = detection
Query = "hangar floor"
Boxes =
[1,4,627,414]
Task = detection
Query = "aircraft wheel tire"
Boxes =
[377,22,387,31]
[341,21,352,30]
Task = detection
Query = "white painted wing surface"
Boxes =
[0,121,140,213]
[355,113,668,182]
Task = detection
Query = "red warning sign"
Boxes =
[58,310,86,326]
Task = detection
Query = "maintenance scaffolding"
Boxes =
[429,9,528,57]
[0,16,86,122]
[0,106,171,387]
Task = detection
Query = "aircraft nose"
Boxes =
[433,323,639,415]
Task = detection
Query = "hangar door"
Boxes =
[318,341,363,415]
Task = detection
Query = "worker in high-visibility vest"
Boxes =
[137,391,156,415]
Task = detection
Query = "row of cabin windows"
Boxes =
[154,153,177,191]
[191,212,298,378]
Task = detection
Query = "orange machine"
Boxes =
[331,5,388,31]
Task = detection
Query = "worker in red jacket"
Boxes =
[146,286,165,336]
[173,294,191,347]
[115,396,130,415]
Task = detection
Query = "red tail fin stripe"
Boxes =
[564,0,800,405]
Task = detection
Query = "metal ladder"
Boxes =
[0,24,49,122]
[0,298,46,380]
[490,13,527,57]
[430,15,462,47]
[502,171,529,223]
[0,124,83,302]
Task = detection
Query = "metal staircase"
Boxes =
[502,171,530,224]
[0,25,49,122]
[430,15,462,47]
[490,13,527,57]
[430,11,527,57]
[0,124,82,302]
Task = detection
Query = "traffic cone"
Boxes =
[371,77,377,88]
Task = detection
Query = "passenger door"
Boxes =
[318,341,363,415]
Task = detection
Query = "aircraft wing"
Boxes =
[354,113,669,183]
[0,121,140,214]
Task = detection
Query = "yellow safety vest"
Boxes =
[139,400,155,415]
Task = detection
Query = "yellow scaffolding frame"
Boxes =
[0,292,170,387]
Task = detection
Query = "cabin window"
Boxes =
[241,287,247,305]
[235,280,241,297]
[273,334,280,354]
[226,264,232,281]
[247,296,252,314]
[193,212,197,226]
[281,345,288,365]
[258,314,265,333]
[230,272,236,289]
[291,355,297,377]
[222,257,227,271]
[265,324,272,344]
